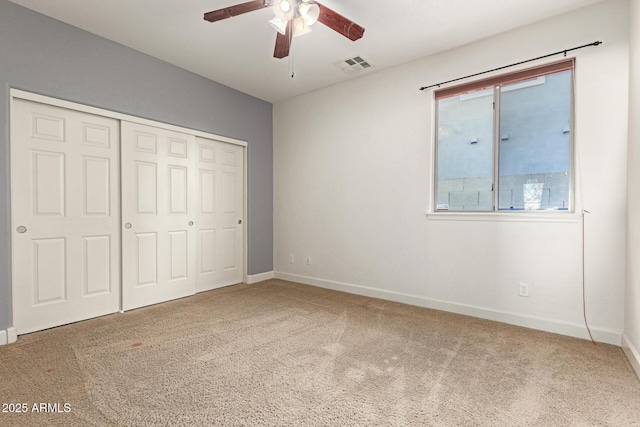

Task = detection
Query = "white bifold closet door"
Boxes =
[195,137,244,292]
[11,99,120,334]
[121,121,197,311]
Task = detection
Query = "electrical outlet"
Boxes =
[519,283,529,297]
[305,256,311,265]
[289,255,294,264]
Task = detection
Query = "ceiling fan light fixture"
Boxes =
[298,2,320,26]
[273,0,294,21]
[278,0,292,13]
[293,16,312,37]
[269,16,288,35]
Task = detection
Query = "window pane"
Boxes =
[436,89,494,211]
[498,70,572,210]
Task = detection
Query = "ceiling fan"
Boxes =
[204,0,365,59]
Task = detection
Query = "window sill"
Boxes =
[426,211,581,223]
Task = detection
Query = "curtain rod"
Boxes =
[419,41,602,91]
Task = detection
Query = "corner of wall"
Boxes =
[246,271,275,284]
[622,334,640,380]
[624,0,640,377]
[0,326,17,346]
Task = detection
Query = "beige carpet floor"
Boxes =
[1,279,639,426]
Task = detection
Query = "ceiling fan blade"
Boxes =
[314,2,365,41]
[204,0,270,23]
[273,19,293,59]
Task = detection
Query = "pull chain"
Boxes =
[289,40,295,78]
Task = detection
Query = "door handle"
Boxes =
[124,223,132,229]
[16,226,27,234]
[238,220,242,225]
[188,221,194,226]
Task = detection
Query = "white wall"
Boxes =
[624,0,640,376]
[274,0,629,345]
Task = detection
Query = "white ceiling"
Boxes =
[8,0,605,103]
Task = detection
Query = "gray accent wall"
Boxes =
[0,0,274,331]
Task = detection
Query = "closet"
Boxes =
[10,95,245,334]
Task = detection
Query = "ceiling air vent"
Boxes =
[334,55,373,74]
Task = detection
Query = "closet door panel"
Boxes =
[121,121,196,310]
[11,99,120,334]
[195,137,244,292]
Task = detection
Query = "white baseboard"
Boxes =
[0,327,17,346]
[622,333,640,379]
[275,271,622,346]
[246,271,275,284]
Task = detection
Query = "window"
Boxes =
[434,59,574,212]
